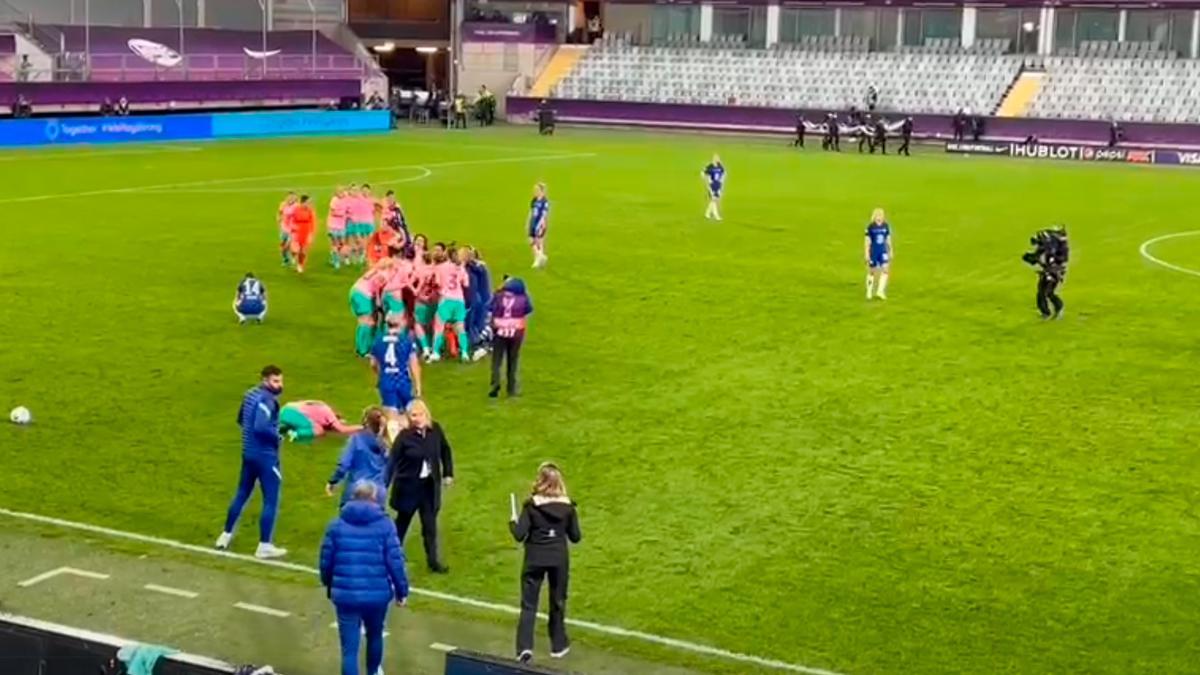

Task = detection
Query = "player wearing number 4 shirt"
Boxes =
[864,207,893,300]
[369,313,423,413]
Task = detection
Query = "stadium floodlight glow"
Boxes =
[416,46,439,54]
[373,42,396,53]
[1022,21,1037,32]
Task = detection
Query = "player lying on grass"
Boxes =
[280,400,363,442]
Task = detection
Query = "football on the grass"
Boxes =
[9,406,32,425]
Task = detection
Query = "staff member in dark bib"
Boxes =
[387,400,454,573]
[510,462,582,664]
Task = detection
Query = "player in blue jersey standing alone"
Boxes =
[864,207,893,300]
[216,365,289,559]
[702,154,725,221]
[529,183,550,269]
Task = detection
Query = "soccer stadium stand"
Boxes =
[1028,57,1200,123]
[555,43,1020,115]
[41,25,362,81]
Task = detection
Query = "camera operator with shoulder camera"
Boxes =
[1022,226,1069,320]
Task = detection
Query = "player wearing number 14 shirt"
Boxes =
[369,313,423,413]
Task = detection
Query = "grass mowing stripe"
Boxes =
[0,506,843,675]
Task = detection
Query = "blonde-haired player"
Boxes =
[528,183,550,268]
[864,207,893,300]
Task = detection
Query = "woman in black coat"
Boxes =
[387,400,454,573]
[510,462,581,663]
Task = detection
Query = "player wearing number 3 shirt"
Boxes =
[369,313,423,412]
[430,251,471,363]
[488,277,534,399]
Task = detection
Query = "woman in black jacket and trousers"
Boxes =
[510,462,581,663]
[388,400,454,573]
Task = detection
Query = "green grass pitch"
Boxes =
[2,127,1199,675]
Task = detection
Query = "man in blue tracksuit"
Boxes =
[321,480,409,675]
[463,247,492,358]
[216,365,288,559]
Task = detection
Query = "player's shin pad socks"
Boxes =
[457,331,470,360]
[417,332,431,353]
[432,333,446,356]
[866,274,875,298]
[878,273,889,296]
[355,325,372,356]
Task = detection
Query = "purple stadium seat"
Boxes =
[44,25,362,82]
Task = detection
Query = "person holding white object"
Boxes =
[511,462,582,664]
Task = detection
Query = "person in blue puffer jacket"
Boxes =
[320,480,410,675]
[326,407,391,506]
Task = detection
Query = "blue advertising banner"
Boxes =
[0,110,391,148]
[0,114,212,147]
[211,110,392,138]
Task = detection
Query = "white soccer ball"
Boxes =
[9,406,32,425]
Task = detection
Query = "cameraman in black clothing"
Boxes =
[510,462,581,664]
[898,117,913,156]
[792,113,805,148]
[1022,226,1070,319]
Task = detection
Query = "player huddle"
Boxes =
[348,241,483,368]
[278,184,410,274]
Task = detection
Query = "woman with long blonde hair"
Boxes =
[510,462,582,664]
[386,399,455,573]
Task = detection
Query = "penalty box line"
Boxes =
[0,506,842,675]
[0,152,597,205]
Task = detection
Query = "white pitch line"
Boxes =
[234,602,291,618]
[0,507,841,675]
[0,146,202,162]
[151,166,434,195]
[1138,230,1200,277]
[144,583,200,599]
[328,621,389,637]
[429,642,457,653]
[17,566,110,587]
[0,152,596,205]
